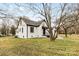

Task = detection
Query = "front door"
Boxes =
[43,28,45,36]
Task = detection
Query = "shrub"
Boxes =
[15,36,18,38]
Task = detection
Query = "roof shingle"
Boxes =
[19,16,44,27]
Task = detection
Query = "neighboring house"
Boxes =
[16,17,49,38]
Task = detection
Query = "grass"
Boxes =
[0,35,79,56]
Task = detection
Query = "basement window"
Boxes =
[30,26,34,33]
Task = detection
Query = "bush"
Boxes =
[10,25,16,36]
[15,36,18,38]
[0,34,5,37]
[0,35,2,37]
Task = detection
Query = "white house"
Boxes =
[15,16,49,38]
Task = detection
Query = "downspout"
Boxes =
[27,25,28,38]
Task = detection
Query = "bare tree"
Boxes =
[0,4,22,36]
[20,3,74,40]
[0,22,7,36]
[26,3,58,41]
[60,15,76,37]
[62,4,79,35]
[55,3,78,37]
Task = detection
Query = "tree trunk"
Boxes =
[64,28,67,37]
[49,28,58,41]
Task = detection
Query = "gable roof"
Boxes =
[19,16,45,27]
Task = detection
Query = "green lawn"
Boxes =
[0,35,79,56]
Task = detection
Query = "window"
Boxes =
[30,26,34,33]
[22,27,23,33]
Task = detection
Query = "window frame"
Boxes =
[30,26,34,33]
